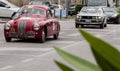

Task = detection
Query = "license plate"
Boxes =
[86,20,91,24]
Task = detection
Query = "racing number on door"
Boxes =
[52,23,56,31]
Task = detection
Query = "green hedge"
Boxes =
[75,4,85,14]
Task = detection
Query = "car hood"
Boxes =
[12,15,47,25]
[104,12,118,16]
[10,7,20,12]
[77,12,103,16]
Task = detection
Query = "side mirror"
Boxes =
[21,10,28,14]
[10,12,17,19]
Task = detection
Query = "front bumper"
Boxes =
[75,19,103,25]
[4,30,42,39]
[107,17,117,22]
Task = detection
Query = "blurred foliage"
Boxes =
[75,4,85,14]
[117,8,120,16]
[55,29,120,71]
[7,0,32,7]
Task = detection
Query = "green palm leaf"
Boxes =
[79,29,120,71]
[55,47,101,71]
[55,60,74,71]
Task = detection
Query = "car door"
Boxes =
[48,10,57,35]
[0,1,13,18]
[46,10,53,36]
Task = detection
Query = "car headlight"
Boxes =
[5,23,11,30]
[33,23,40,31]
[97,16,103,20]
[112,14,118,17]
[76,15,81,19]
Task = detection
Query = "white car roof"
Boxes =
[0,0,18,8]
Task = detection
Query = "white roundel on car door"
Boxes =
[53,23,56,31]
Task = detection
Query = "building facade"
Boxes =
[51,0,120,6]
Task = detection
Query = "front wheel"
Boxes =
[115,17,120,24]
[40,29,46,43]
[5,37,11,42]
[53,33,59,39]
[100,24,104,29]
[104,23,107,27]
[75,23,79,28]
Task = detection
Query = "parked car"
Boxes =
[75,6,107,28]
[52,4,63,10]
[103,7,120,24]
[68,5,75,16]
[4,5,60,43]
[0,0,19,18]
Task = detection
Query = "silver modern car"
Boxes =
[103,7,120,24]
[75,6,107,28]
[0,0,19,19]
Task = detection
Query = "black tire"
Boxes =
[104,23,107,27]
[5,38,11,42]
[40,28,46,43]
[100,19,106,29]
[100,24,104,29]
[115,17,120,24]
[53,33,59,39]
[75,23,79,28]
[70,14,72,16]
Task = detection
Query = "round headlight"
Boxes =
[98,17,102,19]
[97,16,102,20]
[33,23,40,31]
[112,14,117,17]
[5,23,11,30]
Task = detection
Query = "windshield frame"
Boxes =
[80,7,102,14]
[102,7,117,13]
[17,7,46,17]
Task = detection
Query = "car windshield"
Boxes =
[103,7,117,13]
[81,7,102,14]
[19,7,46,17]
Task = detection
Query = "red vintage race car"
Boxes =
[4,5,60,43]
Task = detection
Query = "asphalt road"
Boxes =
[0,19,120,71]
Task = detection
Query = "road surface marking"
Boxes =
[21,41,83,64]
[0,53,38,57]
[61,29,78,31]
[0,41,85,70]
[0,24,4,26]
[22,58,34,63]
[0,48,53,51]
[47,41,75,44]
[0,65,14,70]
[59,32,66,35]
[37,41,83,57]
[67,33,80,37]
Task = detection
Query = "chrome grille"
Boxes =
[82,16,92,19]
[18,22,26,38]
